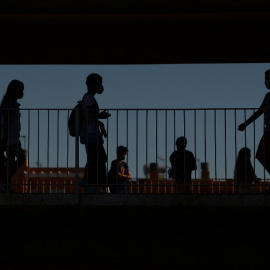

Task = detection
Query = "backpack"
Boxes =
[68,100,83,137]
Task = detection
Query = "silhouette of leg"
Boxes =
[256,132,270,174]
[5,141,25,193]
[85,143,107,192]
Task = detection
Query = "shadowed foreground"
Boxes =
[0,200,270,269]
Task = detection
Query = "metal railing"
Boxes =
[0,108,269,195]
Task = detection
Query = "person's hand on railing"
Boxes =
[238,123,247,131]
[99,110,111,119]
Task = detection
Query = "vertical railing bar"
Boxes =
[96,108,99,191]
[244,109,248,188]
[66,110,70,193]
[214,110,217,191]
[204,109,207,194]
[234,109,237,194]
[56,110,60,193]
[136,110,139,190]
[173,110,176,192]
[146,110,148,190]
[7,110,10,193]
[85,107,88,190]
[47,110,50,193]
[263,109,266,185]
[155,109,158,193]
[234,110,237,170]
[74,107,80,204]
[5,109,9,192]
[106,109,110,189]
[204,110,207,164]
[224,109,227,193]
[183,110,186,193]
[36,110,40,193]
[244,109,247,148]
[194,110,197,181]
[253,109,256,188]
[116,109,119,192]
[27,110,30,193]
[126,110,130,192]
[165,110,168,194]
[16,109,19,192]
[5,109,9,193]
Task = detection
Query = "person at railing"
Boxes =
[238,69,270,175]
[108,146,132,194]
[169,136,196,193]
[81,73,111,193]
[234,147,260,194]
[0,80,26,193]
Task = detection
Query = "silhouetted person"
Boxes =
[169,137,196,193]
[81,73,110,193]
[0,80,26,193]
[238,69,270,174]
[108,146,132,194]
[234,147,260,194]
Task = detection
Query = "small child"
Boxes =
[108,146,132,194]
[169,136,196,193]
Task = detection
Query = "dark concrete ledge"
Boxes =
[0,198,270,269]
[2,0,270,14]
[1,193,270,206]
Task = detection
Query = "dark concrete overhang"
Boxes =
[1,1,270,64]
[2,0,270,14]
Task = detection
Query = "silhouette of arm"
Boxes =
[191,154,197,171]
[187,152,197,171]
[238,100,265,131]
[117,170,132,181]
[111,161,132,182]
[98,110,111,119]
[169,152,175,166]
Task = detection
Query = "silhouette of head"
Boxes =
[6,80,24,100]
[1,80,24,108]
[265,70,270,89]
[237,147,251,161]
[86,73,104,94]
[117,146,128,161]
[176,137,187,150]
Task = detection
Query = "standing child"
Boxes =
[169,136,196,193]
[108,146,132,194]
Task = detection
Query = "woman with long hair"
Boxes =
[234,147,260,193]
[0,80,26,193]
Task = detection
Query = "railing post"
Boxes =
[75,108,80,204]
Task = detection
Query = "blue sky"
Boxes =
[0,64,267,109]
[0,64,269,179]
